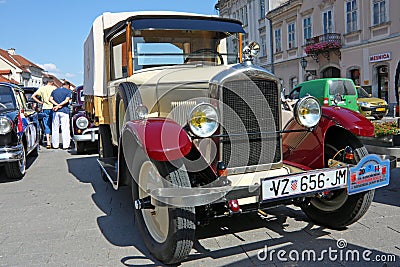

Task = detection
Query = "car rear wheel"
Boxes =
[5,145,26,179]
[301,140,374,229]
[132,160,195,265]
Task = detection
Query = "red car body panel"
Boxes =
[282,106,374,169]
[125,118,192,161]
[320,106,374,137]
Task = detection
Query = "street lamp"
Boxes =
[300,57,308,70]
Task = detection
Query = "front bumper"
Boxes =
[72,127,98,142]
[0,144,24,163]
[148,154,390,208]
[360,106,388,117]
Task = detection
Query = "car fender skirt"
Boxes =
[123,118,192,161]
[321,106,374,137]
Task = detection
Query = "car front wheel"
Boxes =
[5,145,26,179]
[301,141,374,229]
[132,160,195,264]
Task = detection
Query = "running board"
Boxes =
[97,157,118,188]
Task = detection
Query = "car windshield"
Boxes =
[356,87,370,98]
[132,30,239,70]
[329,80,356,96]
[0,85,17,111]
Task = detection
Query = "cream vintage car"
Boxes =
[83,11,390,264]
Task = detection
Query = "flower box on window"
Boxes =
[304,41,341,55]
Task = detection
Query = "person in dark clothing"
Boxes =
[49,82,72,149]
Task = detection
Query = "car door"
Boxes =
[14,89,39,153]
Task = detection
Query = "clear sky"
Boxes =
[0,0,219,86]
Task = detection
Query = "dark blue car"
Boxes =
[0,82,40,178]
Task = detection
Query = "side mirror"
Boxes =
[333,93,343,105]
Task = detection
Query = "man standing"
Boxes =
[32,78,56,148]
[50,81,72,150]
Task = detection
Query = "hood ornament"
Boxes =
[243,41,260,63]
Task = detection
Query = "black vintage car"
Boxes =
[0,82,40,178]
[70,85,98,154]
[22,86,40,112]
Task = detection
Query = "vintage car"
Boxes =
[83,12,390,264]
[70,85,98,154]
[356,86,388,119]
[22,87,40,110]
[0,82,40,178]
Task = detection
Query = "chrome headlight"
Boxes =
[188,103,219,137]
[294,96,321,128]
[0,117,12,134]
[76,116,89,130]
[358,102,369,107]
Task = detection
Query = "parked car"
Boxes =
[22,87,41,111]
[289,78,359,112]
[356,86,388,119]
[0,82,40,178]
[70,85,98,154]
[84,12,389,264]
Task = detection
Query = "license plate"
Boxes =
[261,168,347,201]
[376,107,385,112]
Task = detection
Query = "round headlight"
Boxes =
[294,96,321,128]
[0,117,12,135]
[76,116,89,130]
[358,102,369,107]
[188,103,219,137]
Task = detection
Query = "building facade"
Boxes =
[267,0,400,111]
[217,0,287,70]
[0,48,75,88]
[0,48,44,87]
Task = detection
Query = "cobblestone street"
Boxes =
[0,148,399,266]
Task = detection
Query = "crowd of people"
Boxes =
[31,79,72,150]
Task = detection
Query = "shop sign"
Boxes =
[369,52,391,63]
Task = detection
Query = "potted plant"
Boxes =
[373,121,400,146]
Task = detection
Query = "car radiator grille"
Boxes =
[222,79,281,168]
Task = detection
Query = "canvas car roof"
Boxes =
[84,11,244,97]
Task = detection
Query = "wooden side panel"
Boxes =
[91,96,110,125]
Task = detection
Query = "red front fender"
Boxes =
[123,118,192,161]
[321,106,374,137]
[282,106,374,169]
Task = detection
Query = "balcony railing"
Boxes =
[305,33,342,46]
[304,33,342,61]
